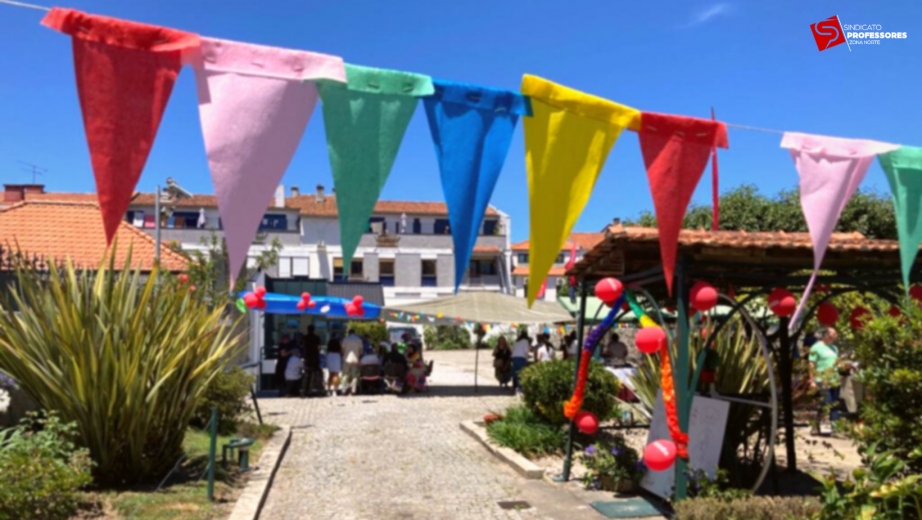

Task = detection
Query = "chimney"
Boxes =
[275,184,285,208]
[4,184,44,204]
[316,184,325,202]
[291,186,300,198]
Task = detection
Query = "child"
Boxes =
[285,348,304,398]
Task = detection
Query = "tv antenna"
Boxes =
[17,161,47,184]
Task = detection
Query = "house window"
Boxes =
[421,260,437,287]
[172,211,200,229]
[333,258,345,282]
[350,259,364,280]
[434,219,450,234]
[380,259,395,287]
[413,218,422,234]
[292,258,309,277]
[259,214,287,231]
[516,253,529,265]
[368,217,386,234]
[278,257,292,278]
[469,259,496,278]
[555,252,568,264]
[482,220,497,235]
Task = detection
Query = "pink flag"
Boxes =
[190,38,345,284]
[782,133,899,325]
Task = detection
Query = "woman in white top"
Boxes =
[511,330,532,392]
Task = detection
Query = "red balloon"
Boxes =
[254,286,267,298]
[243,293,259,308]
[575,411,599,435]
[296,300,307,311]
[690,282,718,312]
[353,295,364,306]
[816,302,839,326]
[356,306,365,318]
[768,288,797,317]
[644,440,677,472]
[850,307,871,330]
[178,274,189,284]
[308,301,317,309]
[256,299,266,310]
[595,278,624,305]
[345,302,357,316]
[301,292,311,302]
[888,305,902,318]
[189,285,196,292]
[911,286,922,303]
[636,327,667,355]
[816,283,831,294]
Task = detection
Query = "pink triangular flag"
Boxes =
[782,133,899,324]
[190,38,345,284]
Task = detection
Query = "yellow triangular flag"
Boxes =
[521,75,639,307]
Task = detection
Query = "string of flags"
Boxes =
[20,5,922,306]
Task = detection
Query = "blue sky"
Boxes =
[1,0,920,242]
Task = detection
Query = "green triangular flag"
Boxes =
[879,146,922,296]
[318,64,434,270]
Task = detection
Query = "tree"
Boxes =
[171,233,283,306]
[625,185,896,239]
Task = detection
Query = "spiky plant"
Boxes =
[0,250,244,485]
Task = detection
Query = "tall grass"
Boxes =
[0,251,245,485]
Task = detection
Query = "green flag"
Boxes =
[318,64,433,270]
[879,146,922,295]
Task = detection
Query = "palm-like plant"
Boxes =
[0,250,244,485]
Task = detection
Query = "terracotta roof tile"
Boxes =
[512,266,567,277]
[511,232,605,252]
[604,224,884,251]
[0,201,187,271]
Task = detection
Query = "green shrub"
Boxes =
[0,412,93,520]
[423,324,472,350]
[192,367,254,436]
[673,496,820,520]
[520,360,619,426]
[852,306,922,473]
[347,320,388,345]
[486,405,565,458]
[581,436,642,488]
[0,252,245,485]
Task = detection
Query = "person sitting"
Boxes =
[383,343,409,393]
[284,348,303,398]
[361,345,382,368]
[602,333,630,367]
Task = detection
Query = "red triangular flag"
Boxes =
[42,9,199,243]
[639,113,728,295]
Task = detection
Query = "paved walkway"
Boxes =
[258,350,613,520]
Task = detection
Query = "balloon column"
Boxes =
[563,278,625,422]
[624,290,687,471]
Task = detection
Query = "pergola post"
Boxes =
[674,256,691,501]
[558,280,588,483]
[777,317,797,472]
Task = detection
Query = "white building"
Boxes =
[510,233,605,301]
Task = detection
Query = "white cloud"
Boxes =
[687,3,733,27]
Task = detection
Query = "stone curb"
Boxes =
[227,425,292,520]
[460,420,544,479]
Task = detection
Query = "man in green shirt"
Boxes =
[809,327,841,433]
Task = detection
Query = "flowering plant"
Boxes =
[581,436,643,490]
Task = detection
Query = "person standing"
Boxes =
[492,336,513,387]
[511,330,531,393]
[284,348,304,398]
[274,334,292,397]
[342,329,364,396]
[326,336,343,396]
[809,327,842,434]
[602,333,629,367]
[536,334,554,362]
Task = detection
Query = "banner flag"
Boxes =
[191,37,345,284]
[521,75,639,307]
[42,8,199,243]
[782,133,899,323]
[880,146,922,297]
[318,65,434,271]
[638,113,728,295]
[423,80,529,291]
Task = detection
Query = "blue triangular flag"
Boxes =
[423,79,530,291]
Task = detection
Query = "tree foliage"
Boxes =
[626,185,896,239]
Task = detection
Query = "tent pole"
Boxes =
[559,280,588,482]
[475,333,480,393]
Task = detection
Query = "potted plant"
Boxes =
[581,437,643,493]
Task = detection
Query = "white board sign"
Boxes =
[640,391,730,500]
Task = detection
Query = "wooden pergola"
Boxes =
[564,223,922,498]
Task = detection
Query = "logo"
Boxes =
[811,16,846,51]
